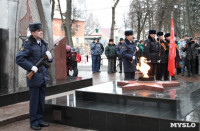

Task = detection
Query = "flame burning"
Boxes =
[136,57,150,78]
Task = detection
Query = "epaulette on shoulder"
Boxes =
[23,39,31,45]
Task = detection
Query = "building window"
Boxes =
[76,25,79,31]
[76,38,79,44]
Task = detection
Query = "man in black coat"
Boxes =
[157,32,169,80]
[183,38,200,77]
[116,38,124,73]
[144,30,159,78]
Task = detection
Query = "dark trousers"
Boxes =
[119,59,122,72]
[72,66,78,77]
[124,72,135,80]
[114,57,116,71]
[176,68,181,74]
[186,58,196,75]
[198,55,200,75]
[196,55,198,74]
[86,55,88,62]
[99,55,102,70]
[148,63,157,76]
[92,55,100,72]
[108,58,115,73]
[156,64,160,80]
[157,63,169,80]
[181,57,186,74]
[29,85,46,126]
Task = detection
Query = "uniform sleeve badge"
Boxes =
[20,46,24,51]
[121,46,125,49]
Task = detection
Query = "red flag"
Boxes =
[168,18,176,76]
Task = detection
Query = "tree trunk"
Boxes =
[58,0,64,24]
[185,0,193,36]
[147,0,151,29]
[65,0,74,47]
[110,7,115,39]
[110,0,120,40]
[137,12,147,40]
[158,0,166,31]
[137,12,141,40]
[51,0,55,20]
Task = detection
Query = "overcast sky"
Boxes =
[84,0,131,29]
[55,0,131,29]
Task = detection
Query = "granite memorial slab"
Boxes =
[44,81,200,131]
[0,77,92,107]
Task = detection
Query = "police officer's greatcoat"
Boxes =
[120,39,137,73]
[16,35,51,88]
[16,35,51,127]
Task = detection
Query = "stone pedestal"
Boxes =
[54,37,67,80]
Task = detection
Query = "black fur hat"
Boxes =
[149,30,156,34]
[125,30,133,36]
[164,33,170,38]
[109,39,114,42]
[29,23,43,32]
[157,32,164,36]
[120,38,123,41]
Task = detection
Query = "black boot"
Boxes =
[171,76,177,80]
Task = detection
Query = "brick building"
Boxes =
[52,18,85,47]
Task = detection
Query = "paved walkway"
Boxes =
[0,62,200,131]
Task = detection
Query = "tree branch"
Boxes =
[51,0,55,20]
[57,0,64,25]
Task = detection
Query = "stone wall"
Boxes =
[0,0,56,91]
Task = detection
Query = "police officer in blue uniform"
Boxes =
[120,30,138,80]
[16,23,51,130]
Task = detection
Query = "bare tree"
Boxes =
[84,13,100,35]
[127,0,200,38]
[65,0,73,47]
[110,0,120,39]
[129,0,148,40]
[57,0,65,27]
[123,13,128,30]
[57,0,85,47]
[51,0,55,20]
